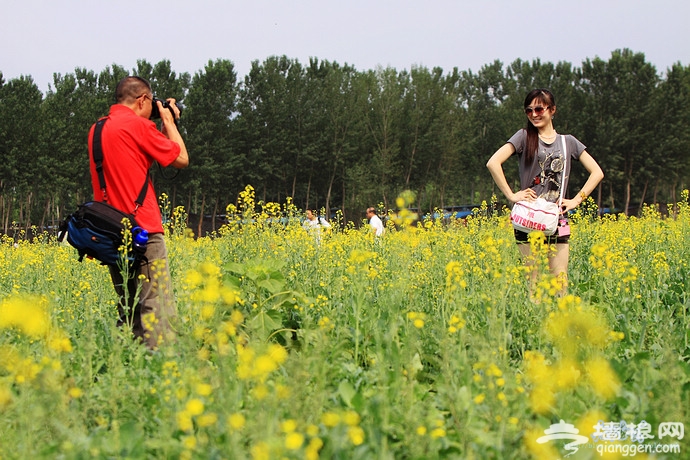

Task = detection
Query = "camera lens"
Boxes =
[149,98,182,120]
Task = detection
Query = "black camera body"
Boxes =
[150,98,183,120]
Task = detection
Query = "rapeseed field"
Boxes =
[0,187,688,459]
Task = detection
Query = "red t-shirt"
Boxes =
[88,105,181,234]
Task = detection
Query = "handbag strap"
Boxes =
[557,134,568,208]
[92,117,150,215]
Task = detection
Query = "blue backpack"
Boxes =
[58,118,149,267]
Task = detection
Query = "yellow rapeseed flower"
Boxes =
[0,295,50,337]
[230,309,244,325]
[281,419,298,433]
[250,441,270,460]
[268,344,288,365]
[176,411,194,432]
[48,333,73,353]
[254,354,279,377]
[342,410,361,426]
[487,363,502,377]
[586,357,620,399]
[306,437,323,460]
[275,383,291,400]
[430,428,446,439]
[524,350,551,384]
[185,398,204,416]
[347,426,365,446]
[529,385,555,414]
[182,435,197,449]
[553,358,581,390]
[318,316,334,330]
[576,410,608,439]
[184,269,204,289]
[321,411,340,427]
[524,427,560,459]
[0,385,11,408]
[251,384,269,400]
[228,413,246,431]
[197,413,218,427]
[285,432,304,450]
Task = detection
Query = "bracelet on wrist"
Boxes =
[579,191,587,203]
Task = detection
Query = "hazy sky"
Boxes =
[2,0,688,93]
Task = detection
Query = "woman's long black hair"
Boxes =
[524,89,556,164]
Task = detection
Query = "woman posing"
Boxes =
[486,88,604,294]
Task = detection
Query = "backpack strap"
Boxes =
[92,119,108,201]
[557,135,568,208]
[92,117,150,214]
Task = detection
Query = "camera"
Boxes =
[150,98,183,120]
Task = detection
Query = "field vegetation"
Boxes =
[0,188,688,459]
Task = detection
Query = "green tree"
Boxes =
[357,66,404,208]
[580,49,659,213]
[0,76,44,232]
[184,59,239,234]
[300,59,365,218]
[236,56,307,204]
[650,63,690,203]
[460,61,515,204]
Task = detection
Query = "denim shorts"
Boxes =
[514,227,570,245]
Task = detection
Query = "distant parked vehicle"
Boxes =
[421,205,481,223]
[444,205,481,220]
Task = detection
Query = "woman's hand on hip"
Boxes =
[511,188,537,203]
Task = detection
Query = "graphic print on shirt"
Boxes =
[537,143,567,202]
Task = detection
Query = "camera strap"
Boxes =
[92,117,150,215]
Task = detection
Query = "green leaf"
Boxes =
[248,309,283,340]
[257,278,286,294]
[224,262,246,276]
[338,380,357,407]
[224,275,242,289]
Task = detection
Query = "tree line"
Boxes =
[1,48,689,236]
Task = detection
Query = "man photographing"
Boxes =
[88,76,189,349]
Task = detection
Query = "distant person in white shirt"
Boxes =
[303,209,331,230]
[303,209,331,243]
[366,207,384,236]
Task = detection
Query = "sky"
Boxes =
[2,0,689,94]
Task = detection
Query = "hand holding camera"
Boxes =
[151,98,183,126]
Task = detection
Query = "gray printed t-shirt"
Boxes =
[507,130,586,203]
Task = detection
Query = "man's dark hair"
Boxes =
[115,76,152,103]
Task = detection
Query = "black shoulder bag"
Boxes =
[58,118,149,266]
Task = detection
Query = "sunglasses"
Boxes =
[524,105,550,115]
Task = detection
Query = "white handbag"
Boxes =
[510,135,567,236]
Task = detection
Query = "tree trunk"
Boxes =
[197,193,205,237]
[305,170,312,211]
[325,161,338,219]
[211,197,218,233]
[24,192,33,232]
[187,190,192,221]
[40,196,50,231]
[638,179,648,212]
